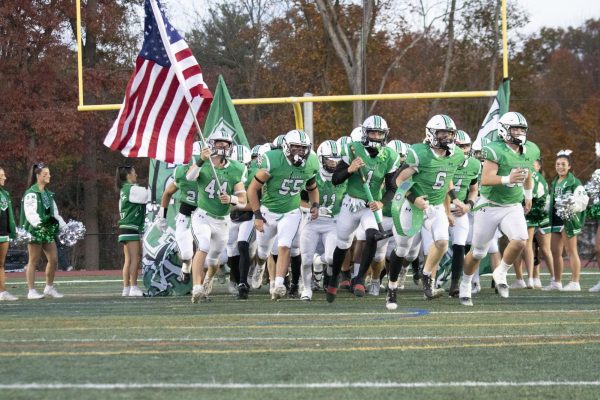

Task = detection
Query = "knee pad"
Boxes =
[472,247,488,260]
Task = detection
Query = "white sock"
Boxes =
[352,263,360,278]
[499,260,512,273]
[275,277,284,286]
[462,273,473,285]
[270,281,275,290]
[193,284,202,292]
[388,281,398,290]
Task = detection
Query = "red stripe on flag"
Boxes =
[128,66,171,157]
[147,75,182,160]
[115,59,155,152]
[175,48,194,62]
[164,99,189,163]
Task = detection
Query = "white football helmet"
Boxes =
[317,140,342,173]
[386,140,410,160]
[230,144,252,165]
[207,130,233,157]
[250,144,262,160]
[272,134,286,149]
[498,111,528,145]
[350,127,363,143]
[283,129,312,166]
[336,135,352,155]
[455,130,472,159]
[425,114,457,151]
[361,115,389,149]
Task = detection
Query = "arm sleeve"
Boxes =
[52,200,66,228]
[381,170,400,205]
[129,186,151,204]
[186,165,200,181]
[24,193,41,228]
[332,161,352,185]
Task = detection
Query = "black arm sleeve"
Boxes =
[381,169,400,205]
[300,190,309,202]
[332,161,352,185]
[470,177,478,186]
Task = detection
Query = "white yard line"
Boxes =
[2,381,600,390]
[0,333,599,344]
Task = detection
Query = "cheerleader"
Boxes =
[0,168,17,300]
[546,151,587,291]
[116,166,150,297]
[21,163,66,299]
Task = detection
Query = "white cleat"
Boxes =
[492,268,509,298]
[459,280,473,306]
[300,288,312,301]
[270,284,287,300]
[251,264,265,290]
[0,291,18,301]
[191,286,205,304]
[589,281,600,293]
[27,289,45,300]
[121,287,130,297]
[561,281,581,292]
[510,279,527,289]
[228,281,239,296]
[533,278,542,289]
[542,281,562,291]
[471,282,481,294]
[128,286,144,297]
[43,286,64,298]
[203,277,214,296]
[368,281,380,296]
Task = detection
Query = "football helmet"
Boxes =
[386,140,410,159]
[207,130,233,157]
[455,130,472,159]
[498,111,528,145]
[361,115,389,149]
[283,129,312,166]
[250,144,262,160]
[230,145,252,165]
[350,127,363,143]
[272,134,286,149]
[425,114,457,151]
[317,140,342,173]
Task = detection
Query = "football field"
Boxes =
[1,273,600,400]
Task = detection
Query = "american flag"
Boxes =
[104,0,213,164]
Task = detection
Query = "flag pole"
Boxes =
[150,0,224,193]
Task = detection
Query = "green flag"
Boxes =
[203,75,249,147]
[474,78,510,144]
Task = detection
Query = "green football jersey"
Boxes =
[480,141,540,205]
[259,149,319,214]
[341,142,400,202]
[196,160,247,217]
[174,164,198,206]
[453,156,482,201]
[405,143,464,206]
[119,183,145,231]
[316,171,347,217]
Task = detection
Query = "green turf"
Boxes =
[1,273,600,399]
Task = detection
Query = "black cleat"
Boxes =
[325,286,337,303]
[237,283,249,300]
[288,283,299,298]
[385,287,398,310]
[423,275,443,300]
[448,280,460,298]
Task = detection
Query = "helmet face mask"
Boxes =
[498,112,528,146]
[361,116,389,151]
[207,130,233,157]
[425,115,457,151]
[283,130,312,166]
[318,139,342,173]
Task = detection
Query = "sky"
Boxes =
[164,0,600,35]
